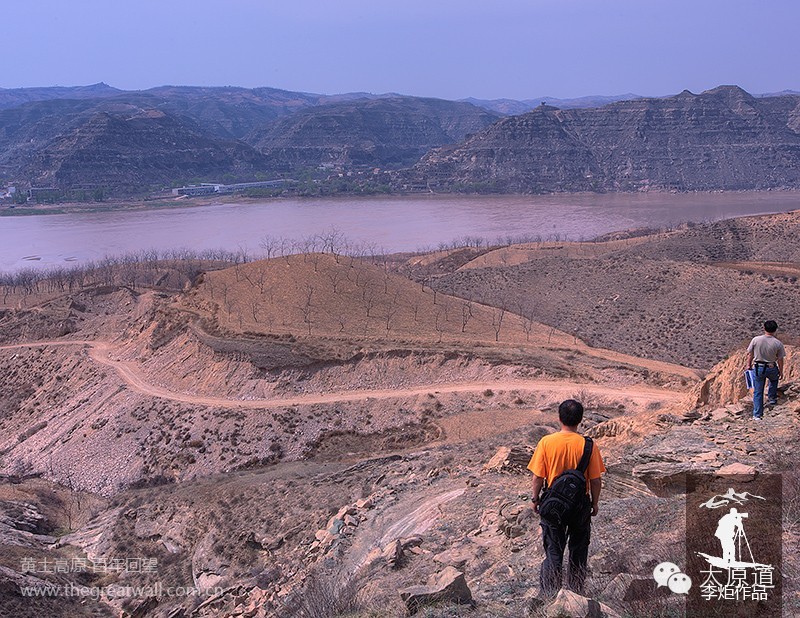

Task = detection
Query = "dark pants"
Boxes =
[539,498,592,597]
[752,364,779,419]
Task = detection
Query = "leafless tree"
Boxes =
[280,238,294,263]
[320,227,346,263]
[384,291,401,333]
[515,301,535,342]
[260,236,279,260]
[364,286,377,317]
[326,269,343,294]
[434,309,445,343]
[309,251,323,272]
[299,285,315,335]
[461,301,473,333]
[383,269,391,294]
[256,269,269,295]
[491,307,506,342]
[412,301,420,324]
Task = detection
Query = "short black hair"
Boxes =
[559,399,584,427]
[764,320,778,333]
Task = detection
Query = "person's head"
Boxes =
[558,399,584,428]
[764,320,778,334]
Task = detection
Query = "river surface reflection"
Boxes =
[1,192,798,271]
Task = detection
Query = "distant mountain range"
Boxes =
[0,85,498,193]
[408,86,800,193]
[0,83,799,196]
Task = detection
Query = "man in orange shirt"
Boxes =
[528,399,606,596]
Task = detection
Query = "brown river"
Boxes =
[2,192,798,271]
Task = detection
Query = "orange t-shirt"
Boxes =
[527,432,606,492]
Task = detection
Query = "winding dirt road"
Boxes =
[0,339,685,409]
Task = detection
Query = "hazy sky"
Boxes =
[3,0,798,100]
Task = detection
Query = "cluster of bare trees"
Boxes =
[415,232,578,254]
[259,228,388,268]
[0,248,250,304]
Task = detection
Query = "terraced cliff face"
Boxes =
[249,97,501,170]
[5,106,269,192]
[410,86,800,192]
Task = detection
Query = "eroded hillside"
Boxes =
[1,214,798,617]
[428,210,800,368]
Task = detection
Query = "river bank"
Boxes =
[3,187,800,218]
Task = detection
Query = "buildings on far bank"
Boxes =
[172,180,294,196]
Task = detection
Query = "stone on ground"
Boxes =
[544,588,621,618]
[398,566,472,614]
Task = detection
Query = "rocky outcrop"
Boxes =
[483,445,534,473]
[398,566,473,614]
[0,501,56,548]
[409,86,800,193]
[692,346,798,408]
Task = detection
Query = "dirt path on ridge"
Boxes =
[0,339,685,409]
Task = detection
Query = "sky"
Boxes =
[2,0,798,100]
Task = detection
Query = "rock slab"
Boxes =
[398,566,472,614]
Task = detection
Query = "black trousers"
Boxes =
[539,498,592,596]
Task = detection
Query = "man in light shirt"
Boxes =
[745,320,786,420]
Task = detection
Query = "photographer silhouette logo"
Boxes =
[653,562,692,594]
[696,488,776,601]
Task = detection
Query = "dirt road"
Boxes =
[0,339,684,409]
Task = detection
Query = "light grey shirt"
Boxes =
[747,334,786,363]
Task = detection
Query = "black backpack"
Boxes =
[538,437,593,525]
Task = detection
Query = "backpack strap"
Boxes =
[577,437,593,474]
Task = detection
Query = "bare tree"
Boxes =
[299,285,315,336]
[326,269,343,294]
[441,299,450,322]
[461,301,473,333]
[260,236,279,260]
[520,311,534,341]
[280,238,295,264]
[257,269,269,295]
[384,292,401,333]
[320,227,346,263]
[364,286,377,317]
[309,251,323,272]
[47,458,84,531]
[515,301,535,342]
[434,309,445,343]
[491,307,506,342]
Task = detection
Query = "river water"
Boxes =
[1,192,798,271]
